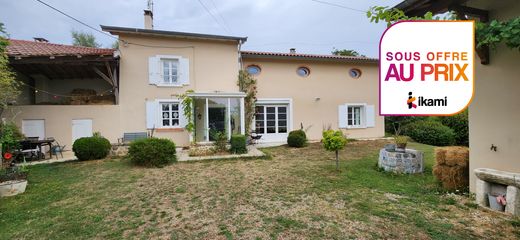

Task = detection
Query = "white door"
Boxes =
[72,119,93,143]
[22,120,45,140]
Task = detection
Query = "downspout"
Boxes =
[238,39,244,71]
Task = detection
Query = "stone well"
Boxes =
[475,168,520,216]
[378,148,423,174]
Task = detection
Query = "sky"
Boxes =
[0,0,402,58]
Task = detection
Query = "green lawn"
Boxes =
[0,140,518,239]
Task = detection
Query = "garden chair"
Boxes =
[249,131,262,145]
[48,137,66,160]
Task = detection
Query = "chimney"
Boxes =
[144,10,154,29]
[290,48,296,54]
[33,37,49,43]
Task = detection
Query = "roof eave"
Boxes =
[101,25,247,43]
[241,53,378,64]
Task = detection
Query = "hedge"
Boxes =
[404,120,456,146]
[128,138,177,167]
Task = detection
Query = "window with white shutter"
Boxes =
[148,55,190,87]
[339,103,375,129]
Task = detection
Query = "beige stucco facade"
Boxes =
[242,58,384,140]
[3,27,384,148]
[116,34,242,146]
[468,1,520,191]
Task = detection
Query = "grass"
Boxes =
[0,140,517,239]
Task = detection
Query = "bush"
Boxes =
[230,134,247,154]
[128,138,176,167]
[385,116,428,135]
[0,122,24,153]
[404,120,456,146]
[439,110,469,146]
[72,136,111,161]
[287,130,307,148]
[210,130,228,152]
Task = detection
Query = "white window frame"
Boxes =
[254,105,289,134]
[160,58,179,85]
[254,98,293,135]
[346,103,366,129]
[158,100,181,129]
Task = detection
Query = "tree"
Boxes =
[0,22,20,117]
[111,40,119,49]
[331,48,364,57]
[71,30,101,48]
[322,130,348,170]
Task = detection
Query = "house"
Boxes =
[395,0,520,192]
[2,10,383,148]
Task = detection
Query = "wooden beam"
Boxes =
[92,67,114,86]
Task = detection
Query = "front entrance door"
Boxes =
[72,119,93,143]
[208,107,226,141]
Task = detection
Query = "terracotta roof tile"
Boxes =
[6,39,115,57]
[240,50,378,62]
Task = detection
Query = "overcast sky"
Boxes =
[1,0,402,57]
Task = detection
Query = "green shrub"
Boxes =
[287,130,307,148]
[439,110,469,146]
[385,116,428,135]
[230,134,247,154]
[210,130,228,152]
[0,122,24,153]
[405,121,456,146]
[72,136,111,161]
[128,138,176,167]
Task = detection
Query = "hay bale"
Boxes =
[444,147,469,167]
[435,148,447,165]
[433,164,469,191]
[435,146,469,167]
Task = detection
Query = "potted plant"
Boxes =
[0,122,28,197]
[394,135,408,150]
[0,157,28,197]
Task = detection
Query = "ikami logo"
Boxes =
[407,91,448,109]
[379,21,474,115]
[407,92,417,109]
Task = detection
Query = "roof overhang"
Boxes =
[101,25,247,43]
[241,51,378,64]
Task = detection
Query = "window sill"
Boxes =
[347,126,366,129]
[156,128,184,132]
[155,84,185,88]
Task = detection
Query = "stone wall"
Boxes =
[378,149,423,174]
[110,145,129,157]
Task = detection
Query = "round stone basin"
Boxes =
[378,148,424,174]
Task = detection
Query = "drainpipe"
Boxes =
[238,40,243,71]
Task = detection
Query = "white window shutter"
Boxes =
[179,58,190,85]
[148,56,160,85]
[366,105,375,128]
[179,101,188,130]
[338,105,347,129]
[146,100,158,129]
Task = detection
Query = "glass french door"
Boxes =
[255,105,288,135]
